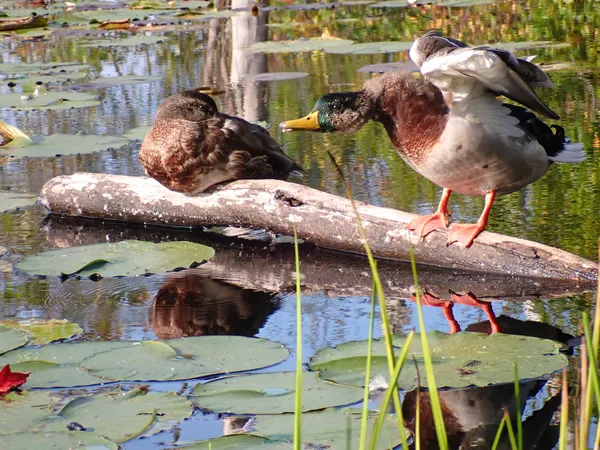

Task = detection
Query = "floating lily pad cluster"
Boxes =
[0,312,568,449]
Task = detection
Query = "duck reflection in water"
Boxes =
[149,271,280,339]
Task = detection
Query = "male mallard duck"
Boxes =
[139,90,303,193]
[280,33,584,248]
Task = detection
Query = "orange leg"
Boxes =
[449,291,501,333]
[447,191,496,248]
[409,291,460,334]
[407,188,452,239]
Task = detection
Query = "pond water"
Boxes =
[0,0,599,448]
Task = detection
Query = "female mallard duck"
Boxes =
[139,90,303,193]
[280,33,584,248]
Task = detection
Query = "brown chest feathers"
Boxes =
[365,72,449,165]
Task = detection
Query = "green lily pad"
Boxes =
[177,435,284,449]
[180,408,406,449]
[79,34,165,47]
[309,332,568,389]
[325,41,413,54]
[0,319,82,345]
[84,75,161,86]
[0,325,28,354]
[15,240,215,278]
[123,125,151,141]
[244,72,309,82]
[8,360,109,389]
[249,37,354,53]
[490,41,571,51]
[178,10,238,19]
[45,386,192,443]
[80,336,289,381]
[0,132,130,158]
[0,432,119,450]
[4,72,88,86]
[0,91,100,111]
[0,391,64,435]
[77,8,166,22]
[190,371,361,414]
[0,62,89,77]
[0,192,37,212]
[0,340,131,388]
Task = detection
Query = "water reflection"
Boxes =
[150,272,279,339]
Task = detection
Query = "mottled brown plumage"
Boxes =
[139,91,302,193]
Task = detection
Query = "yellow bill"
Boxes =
[279,111,320,132]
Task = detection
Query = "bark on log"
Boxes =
[0,14,48,32]
[40,173,598,281]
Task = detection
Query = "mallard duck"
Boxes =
[139,90,303,193]
[280,33,585,248]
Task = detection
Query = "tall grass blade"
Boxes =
[559,369,568,450]
[293,224,302,450]
[490,414,507,450]
[502,407,518,450]
[369,331,415,450]
[582,314,600,409]
[413,356,421,450]
[326,151,406,443]
[359,282,378,450]
[409,248,448,450]
[513,362,523,450]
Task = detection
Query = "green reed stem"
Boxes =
[559,369,568,450]
[513,362,523,450]
[491,414,507,450]
[293,224,302,450]
[409,247,448,450]
[359,282,378,450]
[327,151,406,444]
[503,407,518,450]
[582,314,600,412]
[369,331,415,450]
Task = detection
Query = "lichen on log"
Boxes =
[40,173,598,281]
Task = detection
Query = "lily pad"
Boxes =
[0,91,100,111]
[0,319,82,345]
[190,371,361,414]
[325,41,413,54]
[0,132,130,158]
[45,386,192,443]
[0,340,131,388]
[7,360,109,389]
[249,37,354,53]
[0,62,89,77]
[77,8,166,22]
[79,34,165,47]
[0,432,119,450]
[0,391,64,435]
[0,192,37,212]
[15,240,215,278]
[3,72,88,86]
[309,332,568,389]
[491,41,571,51]
[80,336,289,381]
[244,72,309,82]
[85,75,162,86]
[0,325,28,354]
[123,125,151,141]
[180,408,407,449]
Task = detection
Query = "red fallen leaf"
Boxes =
[0,364,30,395]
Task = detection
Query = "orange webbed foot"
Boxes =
[407,212,450,238]
[447,222,487,248]
[449,291,500,333]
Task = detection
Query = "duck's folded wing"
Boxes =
[420,47,559,119]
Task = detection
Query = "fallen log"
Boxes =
[40,173,598,281]
[0,14,48,32]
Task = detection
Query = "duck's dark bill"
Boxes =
[279,111,320,132]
